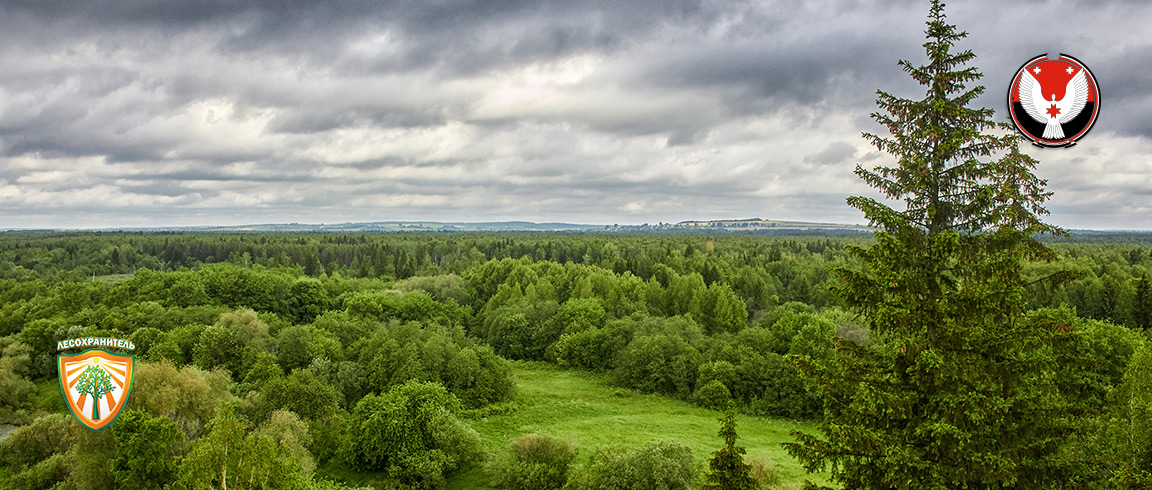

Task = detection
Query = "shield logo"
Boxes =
[58,348,135,431]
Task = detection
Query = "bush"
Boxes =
[8,453,68,490]
[307,413,348,465]
[551,298,608,336]
[487,434,577,490]
[0,413,72,470]
[258,369,342,421]
[394,274,470,305]
[694,380,733,411]
[0,340,38,424]
[744,353,819,419]
[483,299,560,360]
[613,334,701,398]
[111,409,183,490]
[552,323,633,371]
[124,361,234,441]
[746,455,784,490]
[565,441,696,490]
[343,381,482,489]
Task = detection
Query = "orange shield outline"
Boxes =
[57,348,135,431]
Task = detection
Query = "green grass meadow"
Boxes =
[443,361,822,489]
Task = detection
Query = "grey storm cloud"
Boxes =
[0,0,1150,229]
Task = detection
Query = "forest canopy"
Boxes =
[0,230,1148,488]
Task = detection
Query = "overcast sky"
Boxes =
[1,0,1149,230]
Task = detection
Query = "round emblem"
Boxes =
[1007,54,1099,148]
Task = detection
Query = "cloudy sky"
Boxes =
[1,0,1149,230]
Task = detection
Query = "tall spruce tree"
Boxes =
[784,1,1073,489]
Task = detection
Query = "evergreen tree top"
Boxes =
[703,402,758,490]
[786,3,1075,489]
[853,0,1056,239]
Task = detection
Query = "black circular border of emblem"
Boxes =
[1007,54,1100,148]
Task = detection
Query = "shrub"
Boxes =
[487,433,577,490]
[258,369,342,421]
[566,441,696,490]
[613,334,701,398]
[551,298,608,336]
[0,413,72,470]
[393,274,471,305]
[0,340,37,424]
[8,453,68,490]
[746,455,784,490]
[124,361,234,441]
[744,353,818,419]
[694,380,733,411]
[483,299,561,360]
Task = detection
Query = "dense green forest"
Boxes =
[0,231,1149,489]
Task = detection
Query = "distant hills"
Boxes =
[7,219,1149,238]
[614,218,873,233]
[133,221,603,233]
[38,218,873,234]
[0,217,870,232]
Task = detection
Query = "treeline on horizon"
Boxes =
[2,231,1151,329]
[0,231,1149,489]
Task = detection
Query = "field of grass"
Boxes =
[92,273,135,284]
[441,361,823,489]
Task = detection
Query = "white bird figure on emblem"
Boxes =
[1018,67,1089,140]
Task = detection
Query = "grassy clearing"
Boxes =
[445,361,823,489]
[89,273,135,284]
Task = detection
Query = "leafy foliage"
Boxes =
[125,360,235,441]
[111,409,183,490]
[0,339,38,424]
[564,441,696,490]
[0,413,73,472]
[1100,344,1152,489]
[0,220,1148,488]
[342,380,483,488]
[352,321,513,409]
[175,404,312,490]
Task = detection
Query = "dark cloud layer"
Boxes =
[0,0,1150,229]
